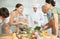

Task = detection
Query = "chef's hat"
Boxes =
[33,3,40,8]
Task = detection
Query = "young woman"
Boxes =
[43,0,60,37]
[0,7,12,35]
[9,3,29,32]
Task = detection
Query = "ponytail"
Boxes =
[51,0,55,6]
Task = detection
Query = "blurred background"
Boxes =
[0,0,60,14]
[0,0,44,12]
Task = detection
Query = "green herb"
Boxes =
[34,26,41,31]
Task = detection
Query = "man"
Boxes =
[30,4,44,28]
[42,5,52,34]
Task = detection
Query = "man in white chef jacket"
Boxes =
[30,4,44,29]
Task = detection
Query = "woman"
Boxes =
[9,3,29,32]
[43,0,60,37]
[0,7,12,35]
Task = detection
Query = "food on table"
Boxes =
[15,29,20,34]
[40,30,47,39]
[40,30,47,36]
[12,33,18,39]
[34,26,41,31]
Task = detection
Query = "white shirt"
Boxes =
[4,16,10,23]
[43,13,52,34]
[43,14,48,25]
[0,16,10,34]
[29,9,44,28]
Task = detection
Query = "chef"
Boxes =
[29,4,44,28]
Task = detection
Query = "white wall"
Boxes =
[0,0,60,14]
[55,0,60,8]
[0,0,45,13]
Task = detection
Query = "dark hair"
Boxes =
[15,3,23,8]
[0,7,9,18]
[45,0,56,6]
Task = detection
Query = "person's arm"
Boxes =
[3,23,12,35]
[53,13,58,36]
[3,16,12,35]
[9,12,21,26]
[44,19,54,30]
[44,13,58,36]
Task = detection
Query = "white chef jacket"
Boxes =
[29,9,44,28]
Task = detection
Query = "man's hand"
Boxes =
[43,26,48,30]
[34,21,38,24]
[41,25,48,30]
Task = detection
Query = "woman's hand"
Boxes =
[22,19,29,26]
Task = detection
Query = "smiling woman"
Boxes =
[9,3,29,32]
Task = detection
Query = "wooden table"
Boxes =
[0,34,59,39]
[0,34,12,39]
